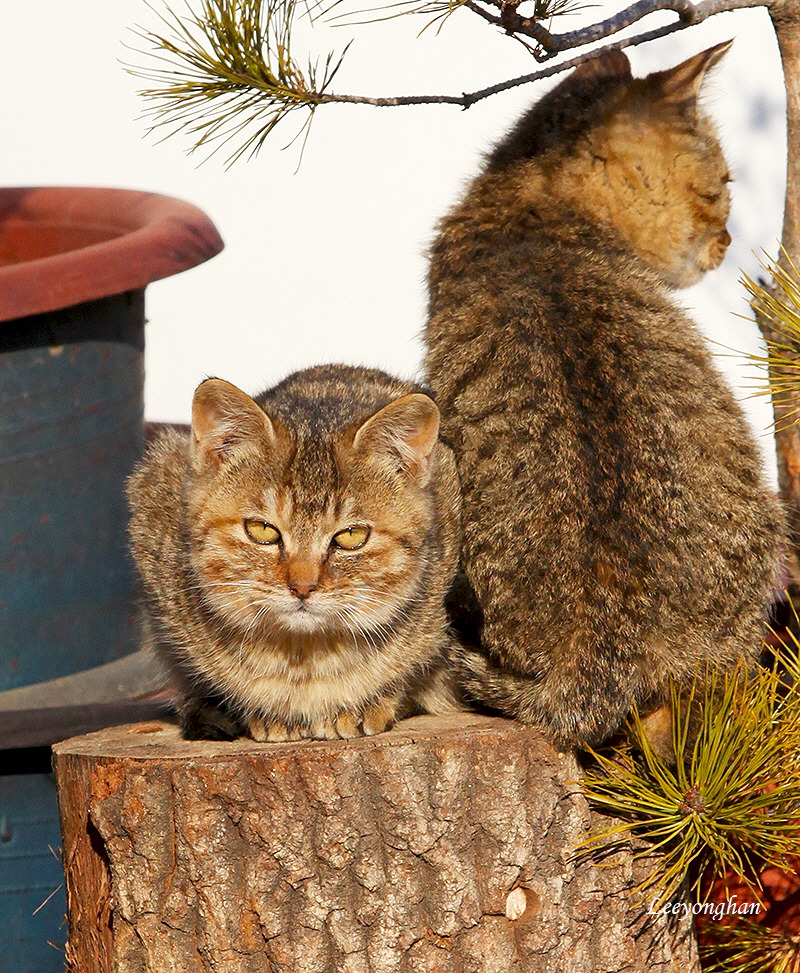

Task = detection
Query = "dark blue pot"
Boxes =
[0,187,223,971]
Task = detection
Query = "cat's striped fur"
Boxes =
[128,365,462,741]
[425,44,785,751]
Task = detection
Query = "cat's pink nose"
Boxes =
[288,580,319,600]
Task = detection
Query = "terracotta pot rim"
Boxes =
[0,186,224,323]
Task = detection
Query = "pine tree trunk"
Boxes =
[53,714,699,973]
[762,1,800,594]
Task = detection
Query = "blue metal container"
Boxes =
[0,767,65,973]
[0,293,145,690]
[0,292,145,971]
[0,187,224,971]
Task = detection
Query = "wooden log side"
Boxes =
[53,713,699,973]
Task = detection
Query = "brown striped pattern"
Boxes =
[424,46,785,752]
[127,365,463,741]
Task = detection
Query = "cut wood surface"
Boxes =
[53,713,699,973]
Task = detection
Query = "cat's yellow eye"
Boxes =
[244,520,281,545]
[332,526,370,551]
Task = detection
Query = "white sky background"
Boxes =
[1,1,787,482]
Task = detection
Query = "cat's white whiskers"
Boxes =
[128,367,460,742]
[236,602,273,665]
[177,579,258,594]
[212,596,274,639]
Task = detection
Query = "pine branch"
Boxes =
[487,0,761,60]
[700,919,800,973]
[132,0,771,161]
[318,0,586,34]
[575,634,800,908]
[742,250,800,434]
[130,0,351,164]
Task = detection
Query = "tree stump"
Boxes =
[53,713,699,973]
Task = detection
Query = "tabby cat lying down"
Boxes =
[128,365,462,741]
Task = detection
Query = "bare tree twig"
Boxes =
[490,0,761,57]
[308,0,766,108]
[464,0,502,29]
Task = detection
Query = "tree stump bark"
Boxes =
[53,713,699,973]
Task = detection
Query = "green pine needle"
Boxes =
[700,919,800,973]
[130,0,349,164]
[745,250,800,345]
[129,0,594,160]
[575,635,800,908]
[742,249,800,429]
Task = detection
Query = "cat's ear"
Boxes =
[572,49,631,83]
[652,40,732,109]
[353,393,440,480]
[191,378,276,469]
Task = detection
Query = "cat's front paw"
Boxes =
[245,717,303,743]
[247,714,359,741]
[245,697,401,742]
[360,697,400,736]
[245,714,347,742]
[328,697,399,739]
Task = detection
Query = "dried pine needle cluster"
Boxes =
[577,632,800,908]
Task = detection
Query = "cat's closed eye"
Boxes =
[332,526,370,550]
[244,520,281,545]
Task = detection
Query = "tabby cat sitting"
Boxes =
[425,42,785,753]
